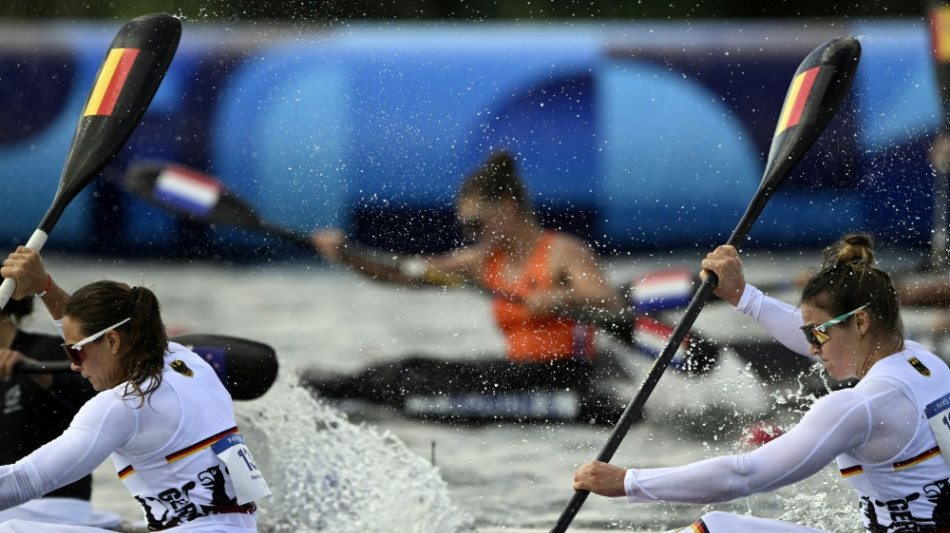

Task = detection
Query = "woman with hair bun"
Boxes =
[0,247,268,532]
[573,233,950,532]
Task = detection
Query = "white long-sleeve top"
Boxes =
[734,283,814,358]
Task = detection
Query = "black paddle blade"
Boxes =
[41,14,181,233]
[125,162,257,228]
[123,161,313,249]
[172,334,279,401]
[760,37,861,200]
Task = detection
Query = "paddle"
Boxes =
[549,37,862,532]
[928,0,950,271]
[0,14,181,309]
[14,333,278,401]
[121,161,719,374]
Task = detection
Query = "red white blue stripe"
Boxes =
[631,268,694,312]
[633,316,690,369]
[154,165,222,217]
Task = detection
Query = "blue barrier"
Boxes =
[0,19,941,257]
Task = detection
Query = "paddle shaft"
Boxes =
[13,360,72,374]
[261,219,312,250]
[550,201,760,533]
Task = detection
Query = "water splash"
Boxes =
[234,367,476,533]
[776,465,862,532]
[769,364,863,532]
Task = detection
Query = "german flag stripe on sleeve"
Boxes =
[776,66,820,134]
[840,465,863,477]
[689,519,709,533]
[933,6,950,63]
[165,426,239,464]
[83,47,140,117]
[117,464,134,481]
[893,446,941,470]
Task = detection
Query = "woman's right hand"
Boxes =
[310,229,345,262]
[700,245,746,307]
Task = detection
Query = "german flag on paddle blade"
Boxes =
[775,66,820,135]
[48,13,180,231]
[83,47,142,117]
[762,37,859,184]
[78,14,179,121]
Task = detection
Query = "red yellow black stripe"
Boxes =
[165,426,238,464]
[776,66,819,134]
[893,446,941,471]
[689,519,709,533]
[83,47,141,116]
[117,464,134,481]
[839,465,863,477]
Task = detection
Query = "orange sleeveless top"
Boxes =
[481,231,596,362]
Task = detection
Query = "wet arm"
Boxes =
[625,389,870,504]
[313,229,475,286]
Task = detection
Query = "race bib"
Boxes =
[211,432,272,504]
[925,392,950,468]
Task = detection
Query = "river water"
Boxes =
[23,250,941,532]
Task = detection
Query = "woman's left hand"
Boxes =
[572,460,627,497]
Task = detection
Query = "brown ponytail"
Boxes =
[65,281,168,404]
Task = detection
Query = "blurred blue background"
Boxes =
[0,18,941,259]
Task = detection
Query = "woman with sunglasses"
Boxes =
[572,233,950,532]
[307,150,625,415]
[0,247,267,532]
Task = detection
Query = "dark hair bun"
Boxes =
[822,232,875,270]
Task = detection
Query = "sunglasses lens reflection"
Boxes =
[61,344,83,365]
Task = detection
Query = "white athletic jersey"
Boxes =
[838,347,950,532]
[0,342,257,532]
[623,285,950,532]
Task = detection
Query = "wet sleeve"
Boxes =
[736,284,815,359]
[0,390,137,510]
[624,388,871,504]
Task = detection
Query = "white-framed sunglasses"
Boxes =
[799,303,869,347]
[61,317,131,365]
